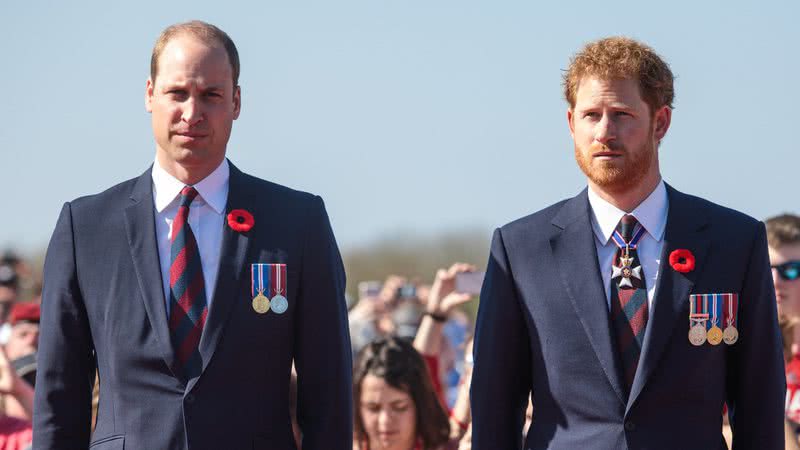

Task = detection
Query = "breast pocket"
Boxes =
[90,435,124,450]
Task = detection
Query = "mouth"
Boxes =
[593,151,623,159]
[174,131,209,139]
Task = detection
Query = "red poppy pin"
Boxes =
[669,249,695,273]
[227,209,254,232]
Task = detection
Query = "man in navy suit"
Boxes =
[33,21,352,449]
[471,36,785,449]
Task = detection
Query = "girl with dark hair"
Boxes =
[354,337,450,450]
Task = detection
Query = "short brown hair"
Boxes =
[354,338,449,450]
[563,36,674,113]
[766,214,800,249]
[150,20,240,88]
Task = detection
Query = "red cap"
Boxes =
[9,303,40,326]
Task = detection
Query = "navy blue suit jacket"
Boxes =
[471,185,785,450]
[33,162,353,450]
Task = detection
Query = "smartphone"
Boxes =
[358,281,383,300]
[455,271,485,295]
[397,283,417,300]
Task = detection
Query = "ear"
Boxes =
[567,108,575,139]
[653,105,671,141]
[232,85,241,120]
[145,78,155,113]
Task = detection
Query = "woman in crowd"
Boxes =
[353,337,450,450]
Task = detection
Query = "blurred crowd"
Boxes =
[1,212,798,450]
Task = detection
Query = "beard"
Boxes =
[574,132,657,194]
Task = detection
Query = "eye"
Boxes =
[391,402,410,413]
[205,91,223,98]
[362,403,381,413]
[583,111,600,119]
[614,110,632,117]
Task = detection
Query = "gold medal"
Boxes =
[688,323,707,346]
[723,326,739,345]
[707,326,723,345]
[252,293,270,314]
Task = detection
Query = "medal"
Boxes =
[722,293,739,345]
[252,293,270,314]
[251,264,271,314]
[610,224,646,289]
[270,264,288,314]
[688,294,709,346]
[707,294,723,345]
[689,324,707,346]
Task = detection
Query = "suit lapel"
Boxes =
[187,163,252,390]
[627,185,710,410]
[550,190,627,404]
[123,168,180,377]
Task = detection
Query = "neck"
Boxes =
[156,152,224,186]
[589,172,661,213]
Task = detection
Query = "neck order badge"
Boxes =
[251,264,289,315]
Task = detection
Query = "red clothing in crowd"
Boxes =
[786,353,800,424]
[0,416,32,450]
[422,353,445,407]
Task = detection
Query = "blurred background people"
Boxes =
[766,214,800,446]
[353,337,450,450]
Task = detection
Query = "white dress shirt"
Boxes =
[588,180,669,311]
[152,159,229,313]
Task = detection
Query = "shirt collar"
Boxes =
[587,179,668,245]
[151,158,229,214]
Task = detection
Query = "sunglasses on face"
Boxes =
[772,261,800,281]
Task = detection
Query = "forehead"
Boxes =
[154,35,232,86]
[769,243,800,265]
[574,76,646,108]
[12,322,39,332]
[360,374,412,402]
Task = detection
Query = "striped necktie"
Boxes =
[168,186,207,379]
[609,214,648,393]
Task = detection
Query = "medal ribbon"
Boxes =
[270,264,286,297]
[610,223,646,251]
[710,294,720,328]
[724,293,738,328]
[251,264,270,297]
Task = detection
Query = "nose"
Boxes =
[377,409,393,428]
[594,113,616,145]
[181,97,203,126]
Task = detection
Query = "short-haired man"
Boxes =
[471,37,784,449]
[33,21,352,449]
[767,214,800,429]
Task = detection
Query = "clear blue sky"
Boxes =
[1,1,797,254]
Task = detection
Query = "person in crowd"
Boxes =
[354,337,451,450]
[1,303,39,422]
[0,346,33,450]
[471,36,784,449]
[413,263,475,406]
[34,20,351,449]
[0,264,19,345]
[766,214,800,443]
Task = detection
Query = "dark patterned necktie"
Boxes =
[168,186,207,379]
[609,214,648,393]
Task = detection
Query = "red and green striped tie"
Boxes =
[168,186,207,379]
[610,214,648,393]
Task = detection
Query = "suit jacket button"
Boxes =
[624,421,636,432]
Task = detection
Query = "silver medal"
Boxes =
[271,295,288,314]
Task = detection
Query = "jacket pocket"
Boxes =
[89,435,124,449]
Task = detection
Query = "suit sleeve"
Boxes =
[33,203,96,449]
[294,196,353,450]
[729,222,785,450]
[471,228,532,450]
